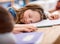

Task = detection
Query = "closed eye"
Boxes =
[29,14,32,18]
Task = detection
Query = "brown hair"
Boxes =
[0,6,14,33]
[15,4,46,24]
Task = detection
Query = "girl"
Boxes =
[15,4,47,24]
[9,4,59,24]
[9,4,59,34]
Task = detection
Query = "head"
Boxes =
[16,4,46,24]
[0,6,14,33]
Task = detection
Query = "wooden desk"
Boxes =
[36,25,60,44]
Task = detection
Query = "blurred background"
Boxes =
[0,0,58,11]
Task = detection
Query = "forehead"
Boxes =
[24,9,33,14]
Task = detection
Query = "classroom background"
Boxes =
[0,0,60,44]
[0,0,58,10]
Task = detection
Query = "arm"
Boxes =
[45,11,59,20]
[12,24,37,34]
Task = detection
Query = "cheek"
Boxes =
[38,16,41,21]
[33,15,41,22]
[20,19,24,23]
[31,17,40,22]
[32,12,41,22]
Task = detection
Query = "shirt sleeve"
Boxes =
[44,11,51,18]
[8,7,16,18]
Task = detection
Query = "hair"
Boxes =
[0,6,14,33]
[15,4,46,24]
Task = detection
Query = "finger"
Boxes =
[21,25,37,31]
[48,16,54,20]
[26,26,37,30]
[23,28,32,32]
[54,15,59,19]
[12,30,22,34]
[14,27,32,33]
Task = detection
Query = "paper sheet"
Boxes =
[15,32,44,44]
[28,19,60,27]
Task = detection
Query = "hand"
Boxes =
[48,10,60,20]
[12,25,37,34]
[48,14,59,20]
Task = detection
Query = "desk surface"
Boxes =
[36,25,60,44]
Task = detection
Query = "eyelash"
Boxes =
[29,14,31,18]
[29,15,31,18]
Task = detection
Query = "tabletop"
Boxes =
[36,25,60,44]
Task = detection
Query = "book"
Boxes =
[27,19,60,28]
[14,32,44,44]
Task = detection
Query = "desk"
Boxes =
[36,25,60,44]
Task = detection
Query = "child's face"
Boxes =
[20,9,41,24]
